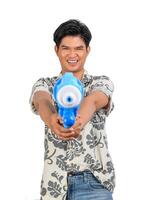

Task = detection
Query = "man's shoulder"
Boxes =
[37,75,59,85]
[86,72,110,82]
[90,74,110,80]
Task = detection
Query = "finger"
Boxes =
[58,119,63,125]
[72,121,82,130]
[53,125,76,138]
[53,129,71,140]
[57,129,79,140]
[73,134,79,138]
[59,126,74,133]
[75,115,81,121]
[73,128,81,135]
[58,131,76,138]
[71,127,82,138]
[57,116,63,124]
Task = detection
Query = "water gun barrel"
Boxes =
[53,72,84,128]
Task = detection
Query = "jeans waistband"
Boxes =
[67,169,91,177]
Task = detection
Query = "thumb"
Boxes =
[57,115,63,125]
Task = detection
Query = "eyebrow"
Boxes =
[60,45,85,49]
[61,45,69,48]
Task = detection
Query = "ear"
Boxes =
[54,45,58,56]
[86,46,91,55]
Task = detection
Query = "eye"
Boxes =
[76,47,84,51]
[61,46,69,50]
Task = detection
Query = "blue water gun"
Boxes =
[53,72,84,128]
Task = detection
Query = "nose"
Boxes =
[68,49,77,57]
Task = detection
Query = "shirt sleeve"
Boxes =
[29,77,52,115]
[90,75,114,116]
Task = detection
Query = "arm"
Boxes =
[33,91,75,140]
[71,91,109,137]
[78,91,109,127]
[33,91,57,127]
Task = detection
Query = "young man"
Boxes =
[29,19,115,200]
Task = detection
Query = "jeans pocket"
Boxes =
[87,176,113,199]
[88,176,105,190]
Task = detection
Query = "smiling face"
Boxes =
[55,36,90,78]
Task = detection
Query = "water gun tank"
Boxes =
[53,72,84,128]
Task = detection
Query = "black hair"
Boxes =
[53,19,92,47]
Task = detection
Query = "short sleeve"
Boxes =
[90,76,114,116]
[29,77,52,114]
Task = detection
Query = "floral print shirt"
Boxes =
[29,70,115,200]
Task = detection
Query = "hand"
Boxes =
[70,114,83,138]
[48,113,76,141]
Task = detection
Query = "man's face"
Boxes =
[55,36,90,74]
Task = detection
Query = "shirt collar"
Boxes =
[57,70,89,82]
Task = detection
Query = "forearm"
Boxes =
[38,100,57,127]
[78,91,108,128]
[33,91,57,127]
[78,96,96,128]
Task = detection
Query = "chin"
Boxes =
[67,65,82,72]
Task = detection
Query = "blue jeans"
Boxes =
[66,170,113,200]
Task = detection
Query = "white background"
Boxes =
[0,0,145,199]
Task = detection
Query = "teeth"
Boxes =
[68,60,77,63]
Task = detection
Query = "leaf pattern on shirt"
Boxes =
[93,75,107,81]
[105,83,113,93]
[92,81,105,89]
[66,139,86,160]
[84,154,102,172]
[62,194,67,200]
[66,163,80,171]
[45,126,67,150]
[56,155,67,170]
[86,129,104,148]
[90,113,106,130]
[90,161,103,172]
[44,138,56,164]
[41,187,47,196]
[102,161,114,174]
[91,75,112,93]
[84,153,95,164]
[81,74,93,87]
[102,180,114,192]
[47,181,62,198]
[40,179,47,197]
[51,171,64,183]
[103,135,108,149]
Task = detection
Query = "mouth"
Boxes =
[67,60,78,65]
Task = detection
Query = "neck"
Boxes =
[73,69,85,80]
[61,69,85,80]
